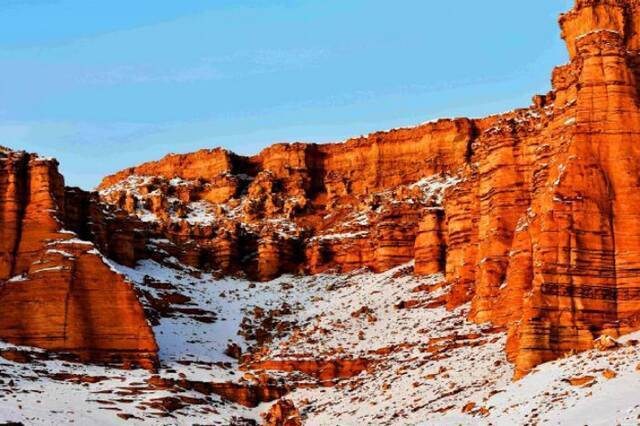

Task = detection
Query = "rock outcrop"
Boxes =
[97,121,470,279]
[263,399,302,426]
[86,0,640,377]
[0,148,157,368]
[461,0,640,378]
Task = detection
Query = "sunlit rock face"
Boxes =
[0,149,157,368]
[97,120,472,280]
[436,0,640,377]
[4,0,639,379]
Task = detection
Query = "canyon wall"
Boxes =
[460,0,640,378]
[38,0,640,377]
[97,119,473,281]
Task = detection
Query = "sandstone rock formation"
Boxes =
[0,148,157,368]
[464,0,640,378]
[26,0,640,378]
[263,399,302,426]
[97,121,469,280]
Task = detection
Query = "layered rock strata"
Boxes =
[91,0,640,377]
[98,121,470,279]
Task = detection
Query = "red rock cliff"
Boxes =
[98,119,473,279]
[0,148,157,368]
[95,0,640,377]
[441,0,640,378]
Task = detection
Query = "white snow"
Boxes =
[120,260,640,425]
[181,200,217,226]
[45,249,75,259]
[408,174,461,204]
[49,238,93,246]
[7,274,28,282]
[310,231,369,242]
[1,258,640,424]
[32,266,68,273]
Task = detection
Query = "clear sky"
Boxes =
[0,0,573,189]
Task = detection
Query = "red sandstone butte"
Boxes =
[0,148,157,368]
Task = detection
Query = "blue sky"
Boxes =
[0,0,573,189]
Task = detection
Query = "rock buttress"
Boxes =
[441,0,640,377]
[0,150,158,368]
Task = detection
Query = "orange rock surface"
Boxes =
[98,120,471,279]
[263,399,302,426]
[0,148,157,368]
[245,358,372,382]
[145,375,289,408]
[90,0,640,378]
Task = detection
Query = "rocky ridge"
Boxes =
[92,0,640,378]
[2,0,640,424]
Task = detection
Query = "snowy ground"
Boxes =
[0,341,259,425]
[1,260,640,424]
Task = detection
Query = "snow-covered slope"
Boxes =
[0,260,639,425]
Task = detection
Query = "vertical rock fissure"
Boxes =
[9,154,31,277]
[62,254,78,346]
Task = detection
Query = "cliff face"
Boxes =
[98,119,472,279]
[0,149,157,368]
[83,0,640,377]
[461,0,640,378]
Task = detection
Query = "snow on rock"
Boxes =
[408,174,462,204]
[1,260,640,424]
